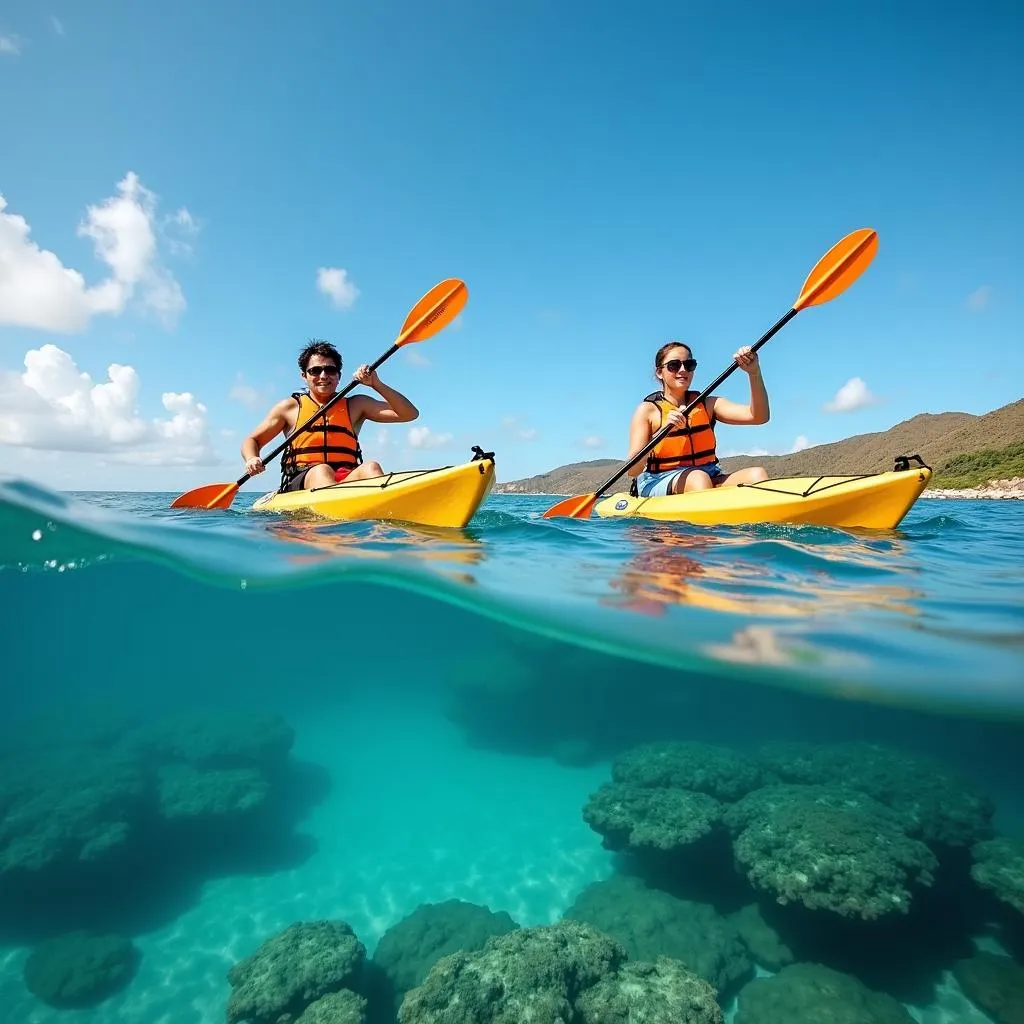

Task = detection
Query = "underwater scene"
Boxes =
[1,481,1022,1024]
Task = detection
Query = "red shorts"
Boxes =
[334,468,352,482]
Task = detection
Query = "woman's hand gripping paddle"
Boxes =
[170,278,468,510]
[541,228,879,520]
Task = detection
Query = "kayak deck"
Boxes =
[250,451,495,528]
[594,464,932,530]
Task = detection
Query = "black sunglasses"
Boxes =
[306,364,340,377]
[660,358,697,373]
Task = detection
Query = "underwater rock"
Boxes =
[724,785,937,919]
[952,951,1024,1024]
[397,920,625,1022]
[372,899,518,1010]
[727,904,794,972]
[226,920,366,1024]
[612,741,763,802]
[294,989,369,1024]
[397,921,726,1024]
[132,710,295,770]
[23,930,139,1008]
[157,763,270,820]
[576,956,724,1024]
[734,962,915,1023]
[972,837,1024,915]
[583,782,722,853]
[564,875,752,998]
[0,751,145,874]
[756,741,994,847]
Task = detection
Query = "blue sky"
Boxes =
[0,1,1021,490]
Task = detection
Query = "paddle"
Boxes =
[542,228,879,520]
[171,278,468,510]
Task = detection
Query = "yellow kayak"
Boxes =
[250,449,495,528]
[594,462,932,530]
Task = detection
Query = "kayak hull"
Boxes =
[594,466,932,530]
[250,455,495,528]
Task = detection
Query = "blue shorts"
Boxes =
[636,463,723,497]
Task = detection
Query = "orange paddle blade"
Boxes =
[397,278,468,345]
[170,481,240,510]
[541,493,598,520]
[794,228,878,311]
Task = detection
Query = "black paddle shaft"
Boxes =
[234,343,400,487]
[591,307,798,497]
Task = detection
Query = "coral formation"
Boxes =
[583,783,722,852]
[372,900,518,1011]
[23,930,139,1009]
[226,920,365,1024]
[734,962,915,1023]
[397,921,723,1024]
[564,875,752,997]
[972,837,1024,915]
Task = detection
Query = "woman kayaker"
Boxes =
[627,341,770,497]
[241,340,419,492]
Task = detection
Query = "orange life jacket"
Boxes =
[645,391,718,472]
[280,392,361,483]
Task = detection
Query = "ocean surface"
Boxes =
[0,477,1022,1024]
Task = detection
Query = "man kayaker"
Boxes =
[241,340,419,492]
[627,341,770,497]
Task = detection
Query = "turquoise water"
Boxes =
[0,479,1022,1023]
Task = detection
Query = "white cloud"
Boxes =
[51,17,65,36]
[720,445,770,458]
[229,373,262,409]
[966,285,992,311]
[790,435,811,452]
[0,34,21,55]
[406,349,430,367]
[408,425,453,449]
[581,435,605,449]
[500,415,538,441]
[823,377,877,413]
[0,345,214,465]
[0,173,194,332]
[316,267,359,310]
[164,207,200,257]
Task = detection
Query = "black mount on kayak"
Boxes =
[470,445,495,463]
[894,453,931,472]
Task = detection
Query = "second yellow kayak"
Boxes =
[250,449,495,528]
[594,463,932,530]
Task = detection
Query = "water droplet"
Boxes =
[31,529,42,541]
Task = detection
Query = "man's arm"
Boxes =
[349,366,419,426]
[240,399,293,475]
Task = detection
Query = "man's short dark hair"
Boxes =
[298,340,342,373]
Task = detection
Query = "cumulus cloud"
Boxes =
[0,173,195,332]
[790,435,811,452]
[0,345,214,465]
[408,425,453,449]
[823,377,877,413]
[316,267,359,310]
[966,285,992,311]
[0,34,21,55]
[581,435,605,449]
